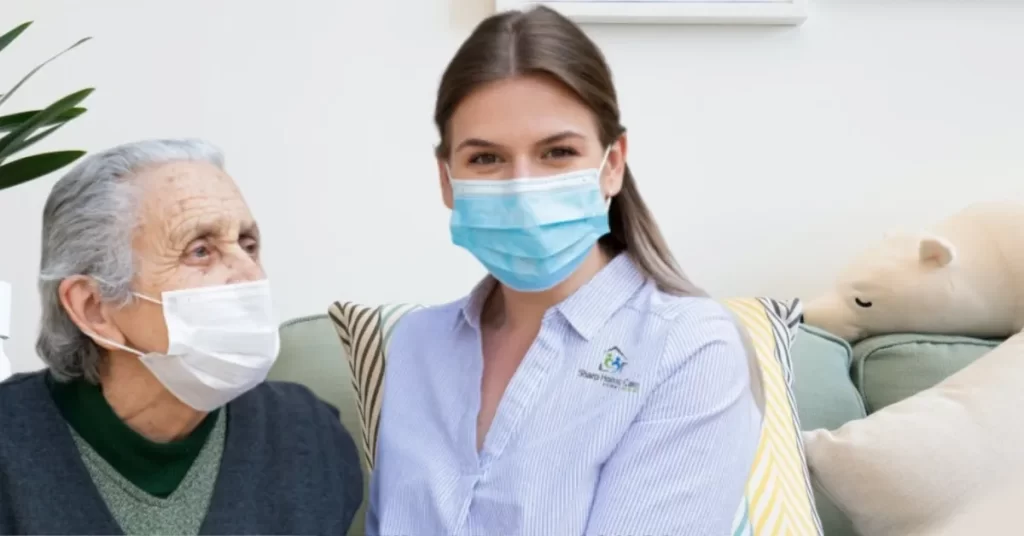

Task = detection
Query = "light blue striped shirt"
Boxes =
[369,254,762,536]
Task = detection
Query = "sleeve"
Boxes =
[332,406,366,532]
[365,307,417,536]
[317,400,365,534]
[584,305,762,536]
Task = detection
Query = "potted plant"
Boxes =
[0,21,92,380]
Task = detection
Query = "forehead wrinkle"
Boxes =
[127,160,250,252]
[161,197,242,247]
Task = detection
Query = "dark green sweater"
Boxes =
[47,377,220,498]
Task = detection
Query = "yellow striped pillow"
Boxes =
[329,297,821,535]
[723,298,822,536]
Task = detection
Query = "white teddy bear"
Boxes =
[803,202,1024,341]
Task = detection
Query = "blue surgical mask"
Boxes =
[448,148,612,292]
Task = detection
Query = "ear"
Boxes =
[58,276,126,350]
[602,134,628,199]
[919,236,956,267]
[437,155,453,210]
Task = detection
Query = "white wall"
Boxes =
[1,0,1022,373]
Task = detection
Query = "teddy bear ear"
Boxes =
[919,236,956,267]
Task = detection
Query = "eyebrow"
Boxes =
[453,130,586,152]
[173,218,260,246]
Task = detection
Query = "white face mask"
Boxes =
[91,279,280,412]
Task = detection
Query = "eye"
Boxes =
[468,152,501,165]
[542,146,579,159]
[240,237,259,256]
[855,298,873,308]
[182,237,216,263]
[189,244,211,259]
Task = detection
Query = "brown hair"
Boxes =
[434,6,706,297]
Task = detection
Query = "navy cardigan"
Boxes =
[0,371,363,535]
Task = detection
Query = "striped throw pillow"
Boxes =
[328,297,821,535]
[722,297,822,536]
[328,302,420,470]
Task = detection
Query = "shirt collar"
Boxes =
[458,253,647,341]
[555,253,646,340]
[460,275,498,331]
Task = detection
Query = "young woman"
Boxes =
[369,6,761,535]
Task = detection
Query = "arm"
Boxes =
[365,308,417,536]
[584,305,762,536]
[317,401,366,534]
[333,408,366,533]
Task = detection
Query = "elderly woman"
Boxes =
[0,139,362,535]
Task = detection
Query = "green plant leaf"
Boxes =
[0,22,32,55]
[0,35,91,111]
[0,107,86,134]
[0,88,93,163]
[16,121,70,154]
[1,108,88,154]
[0,150,84,191]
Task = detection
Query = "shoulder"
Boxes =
[627,287,741,341]
[0,372,51,437]
[241,380,348,425]
[234,381,357,457]
[388,298,466,346]
[628,289,746,371]
[227,382,364,513]
[236,381,362,471]
[398,298,465,327]
[245,379,328,406]
[0,372,73,467]
[0,371,49,411]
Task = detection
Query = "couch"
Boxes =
[270,314,998,536]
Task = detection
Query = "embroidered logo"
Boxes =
[578,346,639,393]
[598,346,627,374]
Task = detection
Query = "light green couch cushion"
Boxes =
[790,324,865,536]
[852,334,999,413]
[791,325,867,431]
[269,314,367,536]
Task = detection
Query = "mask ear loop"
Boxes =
[599,145,614,210]
[133,293,162,305]
[83,291,163,357]
[598,145,613,174]
[86,332,146,357]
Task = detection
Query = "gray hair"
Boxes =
[36,138,225,383]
